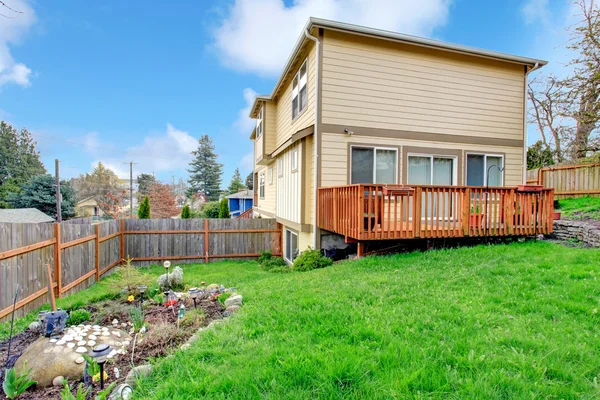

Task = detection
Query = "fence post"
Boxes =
[204,219,209,263]
[120,219,125,263]
[53,222,62,298]
[95,224,100,281]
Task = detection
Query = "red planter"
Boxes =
[470,213,483,228]
[553,211,561,220]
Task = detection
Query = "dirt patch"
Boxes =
[1,297,225,399]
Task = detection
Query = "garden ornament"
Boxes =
[41,309,68,337]
[89,344,112,390]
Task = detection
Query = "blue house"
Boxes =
[226,190,254,218]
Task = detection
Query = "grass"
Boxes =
[3,241,600,399]
[558,196,600,220]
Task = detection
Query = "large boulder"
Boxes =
[125,364,153,388]
[14,325,131,388]
[224,295,242,308]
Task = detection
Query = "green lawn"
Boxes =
[558,196,600,220]
[3,241,600,399]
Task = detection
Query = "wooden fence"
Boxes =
[0,218,281,321]
[527,163,600,199]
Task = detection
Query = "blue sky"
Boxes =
[0,0,573,185]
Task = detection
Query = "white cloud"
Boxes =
[233,88,258,135]
[240,151,254,172]
[521,0,551,25]
[94,124,198,179]
[0,0,36,87]
[214,0,451,76]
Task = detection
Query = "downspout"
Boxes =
[522,62,541,184]
[304,28,320,249]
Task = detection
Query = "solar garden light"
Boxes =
[89,344,112,390]
[163,261,171,289]
[188,287,199,308]
[137,285,147,302]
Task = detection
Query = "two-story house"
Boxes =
[250,18,549,262]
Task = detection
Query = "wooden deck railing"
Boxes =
[237,207,253,219]
[317,185,554,241]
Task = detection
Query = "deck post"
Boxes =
[462,188,471,236]
[357,242,365,259]
[413,187,422,238]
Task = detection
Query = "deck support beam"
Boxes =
[357,242,365,258]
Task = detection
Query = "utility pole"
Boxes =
[55,159,61,222]
[124,161,138,217]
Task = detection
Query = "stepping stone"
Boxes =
[75,347,87,353]
[44,348,52,354]
[123,341,130,346]
[77,341,86,346]
[101,327,109,332]
[112,331,121,338]
[67,343,75,349]
[75,357,85,364]
[87,340,96,347]
[102,332,110,336]
[75,336,83,341]
[89,335,97,340]
[63,335,74,342]
[56,340,65,346]
[114,341,122,347]
[49,339,57,343]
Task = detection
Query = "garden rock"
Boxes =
[224,295,243,307]
[28,321,40,331]
[109,383,134,400]
[206,283,220,291]
[225,305,240,313]
[125,364,153,388]
[52,376,64,387]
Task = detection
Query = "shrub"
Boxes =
[157,266,184,291]
[257,250,288,272]
[181,204,191,219]
[127,306,144,332]
[218,198,231,218]
[2,365,36,399]
[138,196,150,219]
[199,201,220,218]
[293,248,333,272]
[68,309,91,326]
[112,257,147,294]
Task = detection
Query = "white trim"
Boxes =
[256,106,263,138]
[284,228,299,263]
[291,148,299,172]
[291,59,308,121]
[277,158,283,177]
[350,145,399,184]
[268,167,273,185]
[406,153,458,186]
[465,153,505,186]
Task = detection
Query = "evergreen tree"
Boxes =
[181,204,191,219]
[70,162,120,202]
[0,121,46,207]
[527,140,555,170]
[8,175,75,220]
[227,168,246,194]
[218,198,231,218]
[138,196,150,219]
[137,173,157,201]
[187,135,223,201]
[245,172,254,190]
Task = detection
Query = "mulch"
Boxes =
[0,297,225,399]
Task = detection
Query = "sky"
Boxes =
[0,0,578,185]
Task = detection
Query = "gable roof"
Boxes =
[0,208,55,223]
[226,189,254,199]
[250,17,548,118]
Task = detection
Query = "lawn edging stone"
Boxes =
[552,219,600,247]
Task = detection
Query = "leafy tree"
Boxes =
[181,204,191,219]
[97,190,127,219]
[136,173,156,201]
[8,175,76,220]
[0,121,46,207]
[227,168,246,194]
[528,0,600,162]
[149,182,178,218]
[219,198,231,218]
[245,172,254,190]
[187,135,223,201]
[527,140,556,169]
[70,162,120,203]
[199,201,220,218]
[138,196,150,219]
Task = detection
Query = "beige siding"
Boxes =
[265,102,277,154]
[321,30,525,141]
[254,164,276,216]
[274,42,317,149]
[320,132,523,187]
[276,143,302,223]
[254,135,264,162]
[303,135,315,226]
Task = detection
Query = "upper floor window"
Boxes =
[269,167,273,185]
[292,60,308,120]
[259,172,265,199]
[466,154,504,186]
[278,158,283,177]
[350,146,397,184]
[291,148,298,172]
[256,107,263,138]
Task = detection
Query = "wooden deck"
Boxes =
[317,185,554,241]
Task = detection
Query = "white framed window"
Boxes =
[407,154,457,186]
[277,158,283,177]
[259,172,265,199]
[466,153,504,186]
[269,167,273,185]
[291,148,298,172]
[292,60,308,120]
[285,229,299,263]
[256,106,263,138]
[350,146,398,184]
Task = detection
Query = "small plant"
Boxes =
[257,250,288,272]
[81,354,105,382]
[470,204,481,214]
[127,306,145,332]
[2,366,36,399]
[218,198,231,218]
[218,292,232,305]
[68,309,91,326]
[157,266,184,291]
[181,204,191,219]
[293,248,333,272]
[60,381,116,400]
[138,196,150,219]
[114,257,147,294]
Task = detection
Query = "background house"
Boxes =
[0,208,54,223]
[226,190,254,218]
[75,197,104,218]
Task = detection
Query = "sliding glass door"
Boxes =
[407,155,456,220]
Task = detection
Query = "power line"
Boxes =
[31,132,175,161]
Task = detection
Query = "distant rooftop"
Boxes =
[0,208,55,224]
[226,189,254,199]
